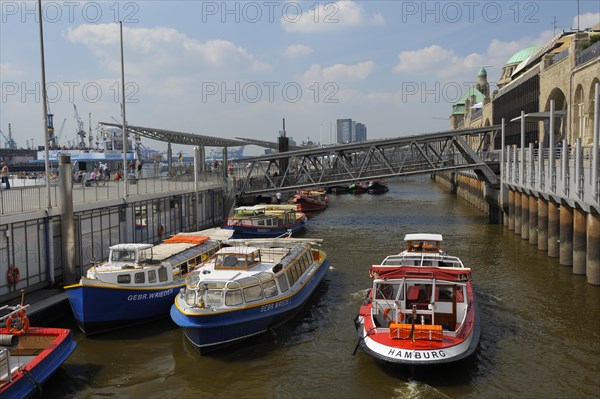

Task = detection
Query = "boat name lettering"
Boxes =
[127,289,174,301]
[386,349,446,359]
[260,298,291,312]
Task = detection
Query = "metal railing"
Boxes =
[576,41,600,66]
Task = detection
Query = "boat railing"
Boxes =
[0,304,30,324]
[0,347,13,384]
[445,303,468,338]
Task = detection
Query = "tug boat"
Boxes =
[170,238,329,353]
[1,300,77,399]
[354,234,479,366]
[225,205,307,238]
[65,233,221,335]
[291,190,329,212]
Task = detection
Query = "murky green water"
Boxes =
[46,178,600,398]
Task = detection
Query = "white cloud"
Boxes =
[65,23,271,74]
[572,12,600,30]
[0,63,25,79]
[303,61,376,82]
[281,1,384,33]
[284,44,314,58]
[392,30,556,81]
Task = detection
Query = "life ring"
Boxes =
[383,308,393,323]
[6,310,29,336]
[157,224,164,235]
[7,266,20,285]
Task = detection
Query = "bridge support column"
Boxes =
[528,195,537,245]
[508,189,515,230]
[559,203,573,266]
[587,212,600,285]
[521,193,529,240]
[573,207,586,275]
[515,191,522,235]
[538,197,548,251]
[548,200,559,258]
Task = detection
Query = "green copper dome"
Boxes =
[505,45,543,66]
[478,67,487,77]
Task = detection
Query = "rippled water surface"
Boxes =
[46,178,600,398]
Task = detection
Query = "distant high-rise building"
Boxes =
[355,123,367,142]
[336,119,352,144]
[336,119,367,143]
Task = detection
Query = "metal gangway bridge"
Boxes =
[103,122,501,195]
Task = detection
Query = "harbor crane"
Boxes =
[0,124,17,149]
[55,118,67,146]
[73,104,87,148]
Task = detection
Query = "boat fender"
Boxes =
[0,334,19,347]
[157,224,164,235]
[6,311,30,336]
[7,265,20,285]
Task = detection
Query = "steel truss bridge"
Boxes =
[233,126,500,195]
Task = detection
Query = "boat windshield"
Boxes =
[111,250,136,262]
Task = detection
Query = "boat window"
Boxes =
[138,249,152,262]
[134,272,145,284]
[206,290,224,307]
[257,220,265,226]
[437,286,454,302]
[277,274,289,293]
[296,262,305,277]
[225,289,243,306]
[158,266,168,282]
[290,264,300,282]
[455,287,465,302]
[262,280,278,298]
[243,284,264,302]
[286,269,296,286]
[117,274,131,284]
[305,253,312,267]
[375,283,395,299]
[148,270,156,283]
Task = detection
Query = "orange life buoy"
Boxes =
[7,266,20,285]
[157,224,164,235]
[6,310,29,336]
[383,308,393,323]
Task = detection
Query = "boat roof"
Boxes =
[404,233,443,242]
[235,205,266,211]
[216,246,261,255]
[109,243,153,251]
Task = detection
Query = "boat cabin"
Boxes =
[404,233,444,254]
[214,247,262,269]
[108,244,154,265]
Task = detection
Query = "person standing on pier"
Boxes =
[1,162,10,189]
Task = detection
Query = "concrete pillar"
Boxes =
[548,200,559,257]
[515,191,522,235]
[572,207,587,275]
[559,204,573,266]
[538,198,548,251]
[508,189,515,230]
[521,193,529,240]
[529,195,538,245]
[59,154,77,284]
[587,213,600,285]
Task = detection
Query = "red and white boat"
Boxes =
[354,233,479,366]
[1,301,77,398]
[291,190,329,212]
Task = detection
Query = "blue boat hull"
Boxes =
[170,259,329,352]
[65,283,183,335]
[226,219,307,239]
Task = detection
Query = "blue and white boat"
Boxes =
[170,238,329,352]
[64,234,221,335]
[225,205,307,238]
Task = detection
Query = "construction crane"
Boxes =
[55,118,67,146]
[0,124,17,149]
[73,104,87,148]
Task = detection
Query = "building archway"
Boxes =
[586,78,600,145]
[543,87,568,146]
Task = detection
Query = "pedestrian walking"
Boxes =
[1,162,10,189]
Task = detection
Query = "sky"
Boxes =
[1,0,599,156]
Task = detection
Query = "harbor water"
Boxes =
[44,178,599,398]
